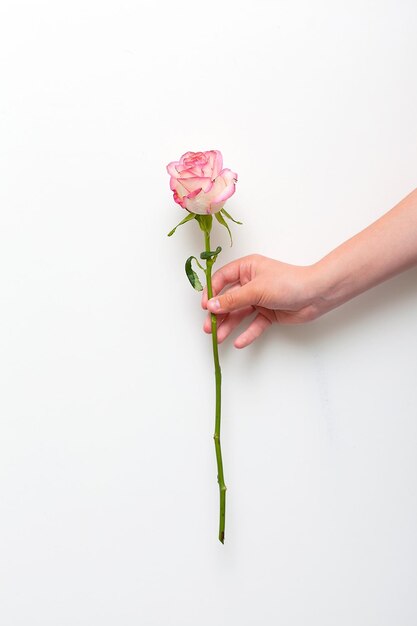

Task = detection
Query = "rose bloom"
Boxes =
[166,150,238,215]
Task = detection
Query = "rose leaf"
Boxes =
[185,256,204,291]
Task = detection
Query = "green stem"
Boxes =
[204,229,226,544]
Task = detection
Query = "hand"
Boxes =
[201,189,417,348]
[201,254,323,349]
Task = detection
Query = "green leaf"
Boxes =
[185,256,204,291]
[200,246,222,260]
[167,212,196,237]
[221,208,243,225]
[214,211,233,246]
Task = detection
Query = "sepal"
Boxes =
[214,212,233,246]
[167,212,196,237]
[221,208,243,225]
[195,214,213,235]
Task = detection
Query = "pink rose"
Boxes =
[166,150,238,215]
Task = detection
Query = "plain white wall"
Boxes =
[1,1,417,624]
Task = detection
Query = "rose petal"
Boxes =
[166,161,180,177]
[187,187,203,199]
[170,177,189,198]
[179,151,197,164]
[202,150,223,178]
[203,169,235,199]
[196,169,236,214]
[184,192,211,215]
[180,151,208,169]
[210,184,236,211]
[172,189,186,208]
[175,166,204,178]
[178,176,213,194]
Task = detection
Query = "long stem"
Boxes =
[204,229,227,544]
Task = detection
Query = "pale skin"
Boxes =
[201,187,417,348]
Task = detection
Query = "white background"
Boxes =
[1,1,417,624]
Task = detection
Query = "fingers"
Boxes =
[206,281,259,314]
[202,283,242,330]
[216,306,256,342]
[203,305,255,339]
[204,309,273,347]
[201,281,238,310]
[203,311,227,333]
[201,256,253,309]
[234,312,272,349]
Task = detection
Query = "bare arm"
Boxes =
[311,187,417,315]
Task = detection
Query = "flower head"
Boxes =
[167,150,238,215]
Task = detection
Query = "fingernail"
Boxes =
[208,298,220,311]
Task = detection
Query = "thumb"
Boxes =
[207,282,258,314]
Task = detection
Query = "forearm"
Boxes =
[311,187,417,315]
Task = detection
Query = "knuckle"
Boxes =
[260,312,273,326]
[250,282,262,305]
[303,306,320,323]
[224,291,235,307]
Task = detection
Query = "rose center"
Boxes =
[183,152,207,167]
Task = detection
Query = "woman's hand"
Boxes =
[201,187,417,348]
[201,254,324,348]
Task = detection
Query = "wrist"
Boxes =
[304,259,349,318]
